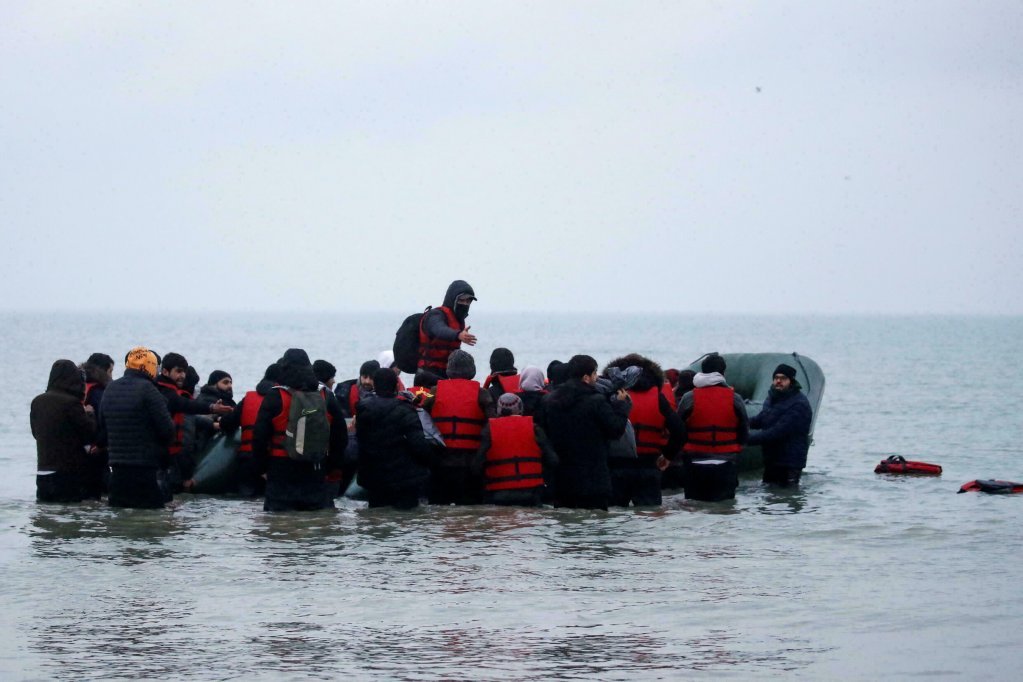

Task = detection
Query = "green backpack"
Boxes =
[283,388,331,463]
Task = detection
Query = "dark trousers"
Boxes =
[36,473,91,503]
[108,466,169,509]
[263,459,336,512]
[235,456,266,498]
[428,466,483,506]
[555,493,609,511]
[763,465,802,487]
[610,466,662,507]
[683,458,738,502]
[660,462,686,490]
[484,487,544,507]
[367,488,421,510]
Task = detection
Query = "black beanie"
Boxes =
[773,363,797,380]
[162,352,188,372]
[490,347,515,373]
[313,360,336,384]
[373,367,398,397]
[207,369,231,386]
[701,353,726,374]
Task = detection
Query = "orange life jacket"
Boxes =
[156,378,189,457]
[237,390,263,454]
[484,416,545,491]
[628,386,668,457]
[683,385,741,455]
[417,306,463,374]
[431,378,486,451]
[270,387,332,458]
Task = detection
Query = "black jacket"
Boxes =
[356,394,433,493]
[748,387,813,468]
[538,379,630,499]
[99,369,175,468]
[30,360,97,475]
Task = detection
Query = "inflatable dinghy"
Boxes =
[191,431,240,494]
[686,352,825,471]
[958,480,1023,494]
[875,455,942,475]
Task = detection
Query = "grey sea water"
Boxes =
[2,312,1022,680]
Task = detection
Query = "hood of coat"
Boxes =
[604,353,664,392]
[47,359,85,399]
[519,366,546,393]
[442,280,476,322]
[278,348,318,391]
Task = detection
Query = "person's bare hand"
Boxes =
[211,400,233,415]
[458,327,477,346]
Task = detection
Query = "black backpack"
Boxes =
[393,306,431,374]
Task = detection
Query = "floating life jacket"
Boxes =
[431,378,486,451]
[484,416,544,491]
[237,390,264,454]
[417,305,463,374]
[874,455,942,475]
[484,373,521,394]
[156,378,189,457]
[683,386,741,456]
[958,479,1023,494]
[628,386,668,457]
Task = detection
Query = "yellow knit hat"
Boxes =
[125,346,158,379]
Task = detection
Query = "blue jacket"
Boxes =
[748,387,812,469]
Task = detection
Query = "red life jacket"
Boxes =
[485,374,521,394]
[270,387,332,459]
[874,456,942,475]
[349,384,361,417]
[156,378,189,457]
[661,382,677,410]
[417,306,463,374]
[683,385,742,455]
[628,386,668,457]
[431,378,486,451]
[484,416,545,491]
[237,390,263,454]
[84,382,98,405]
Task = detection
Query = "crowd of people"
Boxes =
[30,280,813,512]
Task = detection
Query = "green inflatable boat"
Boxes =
[686,352,825,471]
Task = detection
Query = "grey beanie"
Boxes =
[447,349,476,380]
[497,392,523,417]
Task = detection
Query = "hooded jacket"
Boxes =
[419,280,475,376]
[355,393,433,493]
[30,360,97,475]
[252,349,347,473]
[538,378,630,499]
[100,369,176,468]
[748,384,812,468]
[604,354,683,462]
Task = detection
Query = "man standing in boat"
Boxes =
[747,363,812,487]
[417,280,478,378]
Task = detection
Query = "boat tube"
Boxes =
[875,455,942,475]
[686,352,825,471]
[191,431,240,494]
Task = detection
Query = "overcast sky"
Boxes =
[2,1,1020,315]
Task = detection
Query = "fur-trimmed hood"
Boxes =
[604,353,664,392]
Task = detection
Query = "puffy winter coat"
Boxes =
[748,387,813,468]
[100,369,176,468]
[356,393,434,493]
